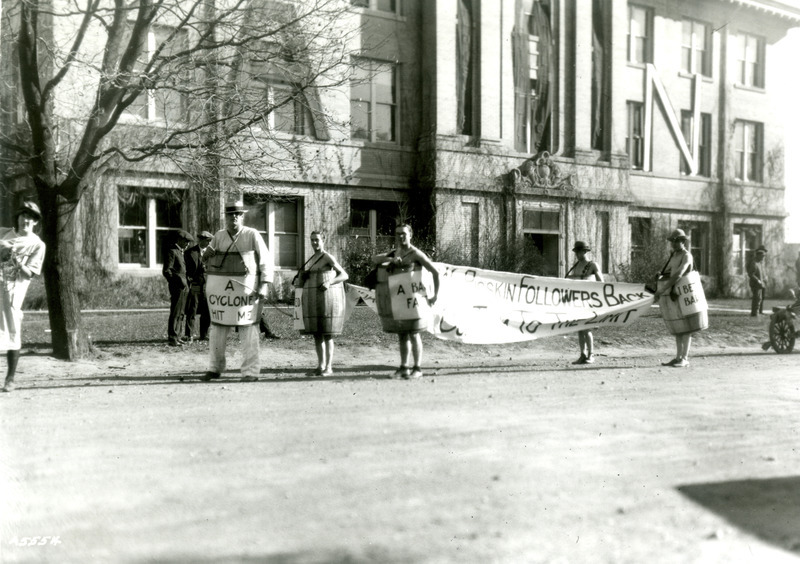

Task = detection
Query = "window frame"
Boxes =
[736,32,765,89]
[350,0,398,13]
[677,221,710,275]
[680,110,712,177]
[349,199,401,250]
[732,224,762,275]
[125,25,189,123]
[681,19,712,77]
[350,59,398,144]
[629,217,652,265]
[627,4,653,65]
[117,187,184,269]
[243,196,303,270]
[626,101,645,169]
[733,120,764,183]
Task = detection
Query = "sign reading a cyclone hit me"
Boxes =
[205,274,260,326]
[429,263,654,344]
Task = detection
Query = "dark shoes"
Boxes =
[168,339,184,347]
[262,331,281,340]
[200,372,221,381]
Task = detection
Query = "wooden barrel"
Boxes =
[300,270,345,335]
[375,264,428,334]
[658,280,709,335]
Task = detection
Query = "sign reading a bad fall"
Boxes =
[346,262,655,344]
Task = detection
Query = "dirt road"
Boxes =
[2,324,800,563]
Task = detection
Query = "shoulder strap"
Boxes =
[565,262,579,278]
[659,252,674,276]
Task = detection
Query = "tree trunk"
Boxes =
[38,189,90,360]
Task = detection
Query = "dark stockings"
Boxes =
[6,350,20,382]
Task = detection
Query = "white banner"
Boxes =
[345,262,654,344]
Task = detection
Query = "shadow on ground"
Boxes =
[677,476,800,554]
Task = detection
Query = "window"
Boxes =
[350,60,397,142]
[522,208,560,276]
[732,224,761,275]
[268,82,316,136]
[627,5,653,65]
[677,221,709,274]
[462,202,479,264]
[733,120,763,182]
[126,26,188,122]
[681,19,711,76]
[680,111,712,177]
[349,199,400,250]
[118,187,183,268]
[350,0,396,12]
[629,217,652,265]
[244,196,302,269]
[736,33,765,88]
[596,211,610,274]
[626,102,644,169]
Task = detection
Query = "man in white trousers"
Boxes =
[201,201,273,382]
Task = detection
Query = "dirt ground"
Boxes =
[1,307,800,563]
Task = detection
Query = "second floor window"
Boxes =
[734,120,763,182]
[350,0,396,12]
[736,33,765,88]
[680,111,712,177]
[626,101,644,169]
[267,82,316,136]
[127,26,188,122]
[627,5,653,65]
[350,60,397,142]
[681,19,711,76]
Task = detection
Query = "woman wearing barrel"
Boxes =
[372,224,439,380]
[1,202,46,392]
[652,228,706,368]
[294,231,348,377]
[566,241,603,365]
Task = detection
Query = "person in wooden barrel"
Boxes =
[201,201,273,382]
[294,231,348,376]
[652,228,707,368]
[566,241,603,364]
[371,224,439,380]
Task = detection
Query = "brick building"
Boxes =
[2,0,799,297]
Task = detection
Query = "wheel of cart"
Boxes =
[769,315,796,354]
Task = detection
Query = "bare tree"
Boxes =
[0,0,357,359]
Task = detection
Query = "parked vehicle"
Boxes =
[762,291,800,354]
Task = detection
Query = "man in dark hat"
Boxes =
[746,245,768,316]
[163,229,194,346]
[201,200,274,382]
[184,230,213,341]
[1,201,46,392]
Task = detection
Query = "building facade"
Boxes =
[2,0,798,297]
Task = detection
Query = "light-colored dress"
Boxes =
[0,228,46,351]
